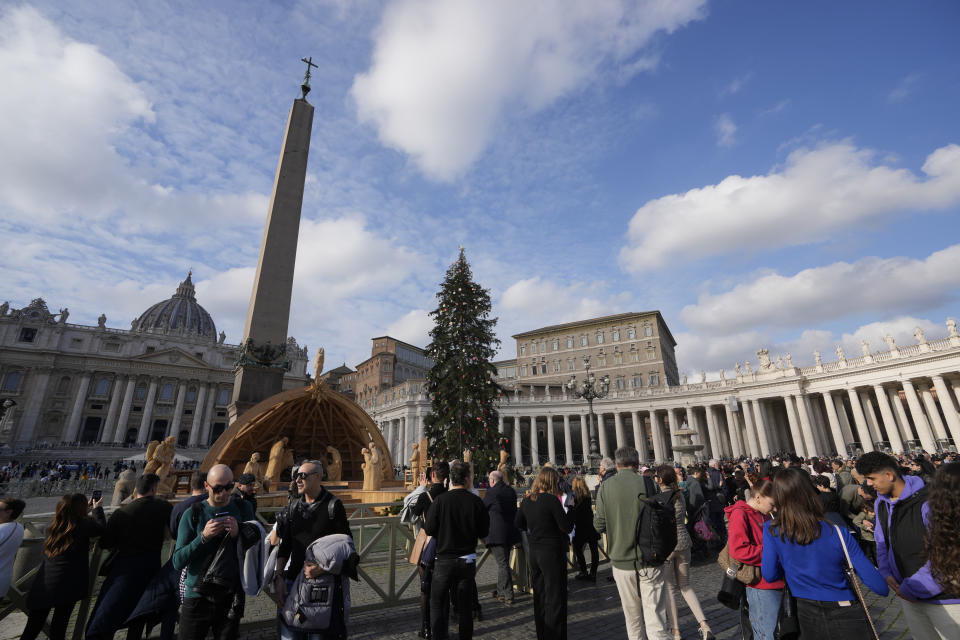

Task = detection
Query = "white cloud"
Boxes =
[386,309,433,347]
[619,141,960,272]
[679,244,960,334]
[713,113,736,147]
[888,73,920,103]
[351,0,706,180]
[719,72,752,97]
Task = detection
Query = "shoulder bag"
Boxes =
[408,492,433,565]
[717,512,762,584]
[834,525,881,640]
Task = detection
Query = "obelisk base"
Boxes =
[228,366,284,424]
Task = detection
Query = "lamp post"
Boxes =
[566,356,610,472]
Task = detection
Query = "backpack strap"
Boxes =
[327,494,341,521]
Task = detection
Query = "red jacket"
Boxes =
[724,501,784,589]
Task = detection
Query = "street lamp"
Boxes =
[566,356,610,472]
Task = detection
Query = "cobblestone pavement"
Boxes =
[236,557,911,640]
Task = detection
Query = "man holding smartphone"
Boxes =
[173,464,254,640]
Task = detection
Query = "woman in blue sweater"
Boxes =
[761,468,888,637]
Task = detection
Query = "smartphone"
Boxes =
[213,511,231,521]
[92,490,102,501]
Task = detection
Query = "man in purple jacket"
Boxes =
[857,452,960,638]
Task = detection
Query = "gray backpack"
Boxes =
[281,534,357,635]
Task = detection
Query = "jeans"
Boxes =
[795,598,871,637]
[20,603,77,640]
[178,595,234,640]
[488,544,513,598]
[430,558,476,640]
[746,587,782,640]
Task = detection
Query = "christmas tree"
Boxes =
[423,248,503,476]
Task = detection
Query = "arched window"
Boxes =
[2,371,22,392]
[159,383,174,401]
[93,378,111,397]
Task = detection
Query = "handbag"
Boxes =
[408,492,433,565]
[834,525,881,640]
[718,544,762,584]
[774,583,800,640]
[717,565,746,609]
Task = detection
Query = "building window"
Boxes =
[217,388,230,405]
[643,324,653,337]
[598,352,606,367]
[567,358,575,371]
[135,386,147,401]
[103,342,120,352]
[521,365,528,376]
[18,328,37,343]
[2,371,22,392]
[145,346,156,353]
[613,329,621,341]
[93,378,110,397]
[538,341,545,353]
[627,327,636,339]
[649,373,660,387]
[551,338,559,351]
[632,375,641,388]
[159,383,174,401]
[552,360,560,373]
[70,338,83,347]
[614,352,622,364]
[647,348,656,361]
[520,345,526,356]
[580,336,588,347]
[616,378,625,390]
[540,364,547,374]
[57,376,71,395]
[186,388,197,403]
[596,332,604,344]
[566,337,574,349]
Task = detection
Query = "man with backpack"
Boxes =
[270,459,351,640]
[594,446,673,640]
[857,451,959,639]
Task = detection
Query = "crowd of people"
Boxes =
[1,446,958,640]
[0,458,200,485]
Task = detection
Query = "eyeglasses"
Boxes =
[295,471,319,481]
[208,482,234,494]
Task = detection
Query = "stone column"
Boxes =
[684,406,696,443]
[887,388,913,446]
[782,395,806,458]
[597,413,610,459]
[833,394,855,443]
[751,400,771,457]
[580,414,590,465]
[846,388,874,452]
[188,384,208,446]
[631,411,644,461]
[741,401,761,458]
[919,384,949,441]
[513,417,522,466]
[820,392,847,456]
[416,408,424,444]
[113,377,138,443]
[704,405,721,459]
[15,368,51,444]
[399,417,408,464]
[806,396,830,455]
[101,375,125,443]
[650,411,667,462]
[386,421,396,458]
[169,382,188,439]
[498,415,505,435]
[547,415,557,465]
[136,379,159,445]
[64,373,92,443]
[563,415,573,466]
[199,383,217,447]
[614,412,626,451]
[792,395,817,456]
[761,402,780,453]
[859,391,882,445]
[529,416,539,466]
[667,409,681,455]
[723,404,743,458]
[901,380,937,452]
[871,385,903,453]
[931,375,960,447]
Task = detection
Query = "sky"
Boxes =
[1,0,959,379]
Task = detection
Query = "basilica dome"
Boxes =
[132,272,217,340]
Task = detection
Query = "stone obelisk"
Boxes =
[229,60,317,423]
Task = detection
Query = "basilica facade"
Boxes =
[0,274,308,449]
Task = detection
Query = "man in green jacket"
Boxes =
[594,447,669,640]
[173,463,254,640]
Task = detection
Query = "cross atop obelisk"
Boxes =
[229,62,316,423]
[300,56,318,99]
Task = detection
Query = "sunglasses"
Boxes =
[295,471,319,481]
[208,482,234,494]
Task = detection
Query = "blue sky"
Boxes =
[1,0,959,377]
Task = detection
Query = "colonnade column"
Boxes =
[760,403,779,453]
[901,380,936,452]
[13,368,51,444]
[199,384,217,447]
[845,388,874,452]
[704,405,721,459]
[136,378,159,444]
[64,373,92,443]
[386,421,396,458]
[630,411,644,461]
[513,417,522,466]
[859,391,882,445]
[614,412,626,452]
[782,395,806,458]
[887,389,913,446]
[872,385,903,453]
[563,415,573,466]
[650,412,666,462]
[792,395,817,456]
[580,414,590,465]
[919,384,949,441]
[547,416,557,465]
[188,384,208,446]
[820,392,846,456]
[101,375,125,443]
[597,413,610,460]
[750,400,771,457]
[667,409,681,455]
[741,401,760,458]
[113,377,137,443]
[169,382,188,439]
[498,415,505,435]
[723,404,743,458]
[931,374,960,446]
[529,416,539,466]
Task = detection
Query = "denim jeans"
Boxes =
[178,595,233,640]
[746,587,782,640]
[795,599,871,637]
[430,558,476,640]
[488,544,513,598]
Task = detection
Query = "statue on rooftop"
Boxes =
[97,313,106,328]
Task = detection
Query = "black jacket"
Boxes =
[277,489,350,580]
[483,482,520,546]
[571,495,600,544]
[515,494,574,548]
[424,488,489,559]
[27,507,106,608]
[101,495,173,559]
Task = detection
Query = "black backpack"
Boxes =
[634,488,679,567]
